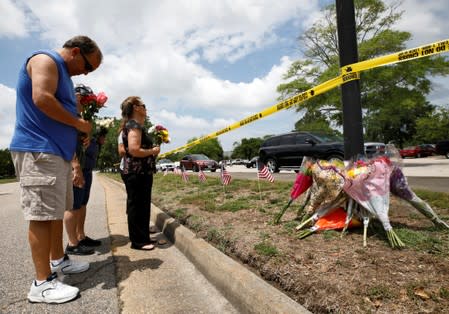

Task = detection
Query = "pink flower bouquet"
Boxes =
[79,91,108,121]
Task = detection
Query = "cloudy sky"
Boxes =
[0,0,448,154]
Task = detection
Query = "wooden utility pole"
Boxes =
[336,0,364,159]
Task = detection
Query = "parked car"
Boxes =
[245,157,258,168]
[231,159,247,165]
[364,142,386,157]
[419,144,435,156]
[435,140,449,159]
[399,145,433,158]
[259,131,344,173]
[156,158,176,172]
[180,154,218,172]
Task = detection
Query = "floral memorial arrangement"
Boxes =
[277,145,449,249]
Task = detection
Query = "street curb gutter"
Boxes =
[107,177,310,313]
[151,205,311,314]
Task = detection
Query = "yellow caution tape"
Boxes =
[341,39,449,74]
[159,38,448,158]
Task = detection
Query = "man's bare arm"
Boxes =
[27,54,92,134]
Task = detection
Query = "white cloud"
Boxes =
[386,0,449,46]
[2,0,448,152]
[0,84,16,148]
[0,0,29,38]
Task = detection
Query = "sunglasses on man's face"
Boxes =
[79,50,94,72]
[135,104,146,109]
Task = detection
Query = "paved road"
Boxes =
[0,176,239,314]
[0,178,119,314]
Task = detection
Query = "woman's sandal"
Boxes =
[149,238,168,246]
[131,243,155,251]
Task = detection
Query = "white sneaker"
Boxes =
[50,254,89,275]
[28,272,79,303]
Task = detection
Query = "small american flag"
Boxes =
[198,169,207,182]
[181,166,189,182]
[220,165,232,185]
[258,162,274,183]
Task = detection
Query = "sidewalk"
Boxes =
[100,175,310,314]
[99,175,239,314]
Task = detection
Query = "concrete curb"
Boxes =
[151,205,311,314]
[107,177,310,313]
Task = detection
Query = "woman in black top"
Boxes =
[119,96,160,250]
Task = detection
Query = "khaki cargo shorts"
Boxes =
[11,152,73,221]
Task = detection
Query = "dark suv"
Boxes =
[259,131,344,172]
[435,140,449,159]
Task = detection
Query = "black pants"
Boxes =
[121,172,153,247]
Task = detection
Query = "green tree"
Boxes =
[413,107,449,144]
[277,0,449,145]
[231,137,264,159]
[0,149,15,178]
[97,118,121,170]
[184,137,224,161]
[294,110,341,135]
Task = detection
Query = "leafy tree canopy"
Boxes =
[413,107,449,144]
[277,0,449,146]
[231,137,264,159]
[183,137,224,161]
[0,149,15,178]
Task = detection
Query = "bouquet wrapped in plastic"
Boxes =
[343,156,404,248]
[297,159,347,225]
[273,157,313,224]
[148,125,170,145]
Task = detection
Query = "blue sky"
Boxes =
[1,0,448,153]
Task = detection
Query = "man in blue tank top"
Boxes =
[9,35,102,304]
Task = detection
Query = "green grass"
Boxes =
[394,228,448,254]
[366,284,396,300]
[0,177,17,184]
[186,215,205,232]
[254,242,279,257]
[101,172,449,254]
[217,198,250,212]
[173,208,188,220]
[322,230,339,240]
[415,189,449,210]
[282,221,298,235]
[440,287,449,300]
[206,227,232,252]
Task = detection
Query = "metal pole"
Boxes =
[336,0,364,159]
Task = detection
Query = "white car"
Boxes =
[156,159,176,172]
[364,142,386,157]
